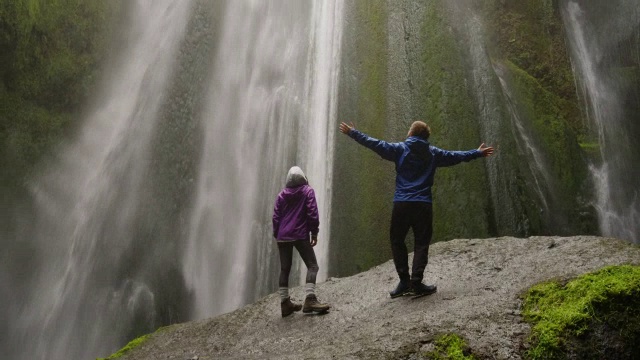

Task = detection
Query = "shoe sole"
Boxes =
[303,307,330,313]
[390,290,414,299]
[411,288,437,299]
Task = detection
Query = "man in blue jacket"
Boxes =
[339,121,494,298]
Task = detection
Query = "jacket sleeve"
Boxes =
[305,188,320,236]
[272,194,283,238]
[433,146,483,167]
[348,129,403,162]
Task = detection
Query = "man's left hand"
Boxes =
[478,143,495,157]
[310,234,318,247]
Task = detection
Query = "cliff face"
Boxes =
[330,0,600,277]
[109,236,640,360]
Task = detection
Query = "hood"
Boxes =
[405,136,431,161]
[285,166,308,188]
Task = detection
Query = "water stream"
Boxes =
[8,2,194,359]
[446,0,525,235]
[561,0,640,243]
[6,1,344,358]
[182,0,343,320]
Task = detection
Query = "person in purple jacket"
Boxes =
[273,166,331,317]
[339,121,494,298]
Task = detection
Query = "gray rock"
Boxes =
[120,236,640,360]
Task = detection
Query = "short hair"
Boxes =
[408,121,430,139]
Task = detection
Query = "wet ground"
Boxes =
[119,236,640,360]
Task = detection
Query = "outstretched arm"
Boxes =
[433,143,495,167]
[339,122,402,162]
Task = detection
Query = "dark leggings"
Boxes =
[390,201,433,283]
[277,239,319,287]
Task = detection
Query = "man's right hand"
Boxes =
[339,122,355,135]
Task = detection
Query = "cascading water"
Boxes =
[3,1,343,357]
[495,66,555,221]
[183,1,343,319]
[445,0,525,235]
[6,1,194,359]
[561,0,640,243]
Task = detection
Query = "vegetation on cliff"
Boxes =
[331,0,597,277]
[0,0,122,188]
[522,264,640,359]
[96,334,151,360]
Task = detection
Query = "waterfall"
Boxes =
[3,1,343,357]
[7,1,194,359]
[495,66,555,219]
[183,1,343,319]
[561,0,640,243]
[445,0,524,235]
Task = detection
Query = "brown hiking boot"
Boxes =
[281,297,302,317]
[302,294,331,313]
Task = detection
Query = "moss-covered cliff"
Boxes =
[332,0,393,275]
[330,0,598,277]
[0,0,123,190]
[332,0,499,277]
[482,0,595,234]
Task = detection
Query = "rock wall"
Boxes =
[330,0,597,277]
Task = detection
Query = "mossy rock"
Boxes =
[96,324,180,360]
[423,333,477,360]
[522,265,640,359]
[96,334,151,360]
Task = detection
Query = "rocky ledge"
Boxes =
[111,236,640,359]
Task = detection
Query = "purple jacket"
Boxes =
[272,184,319,241]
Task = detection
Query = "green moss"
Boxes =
[424,333,477,360]
[522,265,640,359]
[481,0,585,138]
[95,324,179,360]
[96,333,151,360]
[0,0,123,191]
[506,60,581,182]
[503,59,593,234]
[1,0,121,109]
[578,142,600,158]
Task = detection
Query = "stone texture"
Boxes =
[116,236,640,360]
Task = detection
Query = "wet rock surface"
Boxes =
[119,236,640,360]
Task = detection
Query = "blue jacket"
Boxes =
[348,129,483,203]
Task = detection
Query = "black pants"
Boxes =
[277,240,319,287]
[390,201,433,283]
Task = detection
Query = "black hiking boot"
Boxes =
[411,282,437,298]
[281,297,302,317]
[303,294,331,313]
[389,280,412,298]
